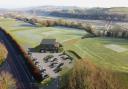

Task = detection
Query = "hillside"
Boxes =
[19,6,128,14]
[109,7,128,14]
[18,6,128,15]
[14,6,128,21]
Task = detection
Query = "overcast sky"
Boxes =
[0,0,128,9]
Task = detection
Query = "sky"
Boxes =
[0,0,128,9]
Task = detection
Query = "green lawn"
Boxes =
[71,38,128,72]
[1,18,128,87]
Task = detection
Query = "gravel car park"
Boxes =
[30,52,73,79]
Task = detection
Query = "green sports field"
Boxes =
[1,17,128,87]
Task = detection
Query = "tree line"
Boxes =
[6,14,96,36]
[5,14,128,39]
[95,25,128,38]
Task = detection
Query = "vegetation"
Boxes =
[60,59,125,89]
[0,71,16,89]
[20,6,128,21]
[0,18,128,72]
[6,14,96,35]
[49,7,128,22]
[50,11,128,21]
[8,14,128,39]
[41,77,53,86]
[0,17,128,87]
[0,27,43,82]
[96,25,128,38]
[0,42,7,65]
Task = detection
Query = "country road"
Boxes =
[0,30,38,89]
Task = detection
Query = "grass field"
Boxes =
[0,17,128,87]
[0,18,128,72]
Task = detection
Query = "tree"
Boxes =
[60,59,124,89]
[46,20,56,26]
[0,43,8,64]
[0,71,16,89]
[84,24,96,35]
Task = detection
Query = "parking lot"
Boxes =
[30,52,73,79]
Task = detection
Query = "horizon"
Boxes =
[0,0,128,9]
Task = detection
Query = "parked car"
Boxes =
[50,58,58,62]
[61,55,70,60]
[40,69,46,73]
[43,55,54,63]
[53,67,62,73]
[49,62,58,68]
[32,58,37,61]
[56,63,64,68]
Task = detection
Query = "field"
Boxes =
[0,17,128,87]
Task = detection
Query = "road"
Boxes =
[0,30,38,89]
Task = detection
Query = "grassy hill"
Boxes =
[21,6,128,15]
[108,7,128,14]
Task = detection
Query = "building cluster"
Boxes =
[96,26,128,38]
[40,39,60,53]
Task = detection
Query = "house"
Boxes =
[40,39,60,53]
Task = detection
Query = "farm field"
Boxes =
[0,18,128,87]
[0,18,128,72]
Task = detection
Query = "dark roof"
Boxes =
[41,39,56,45]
